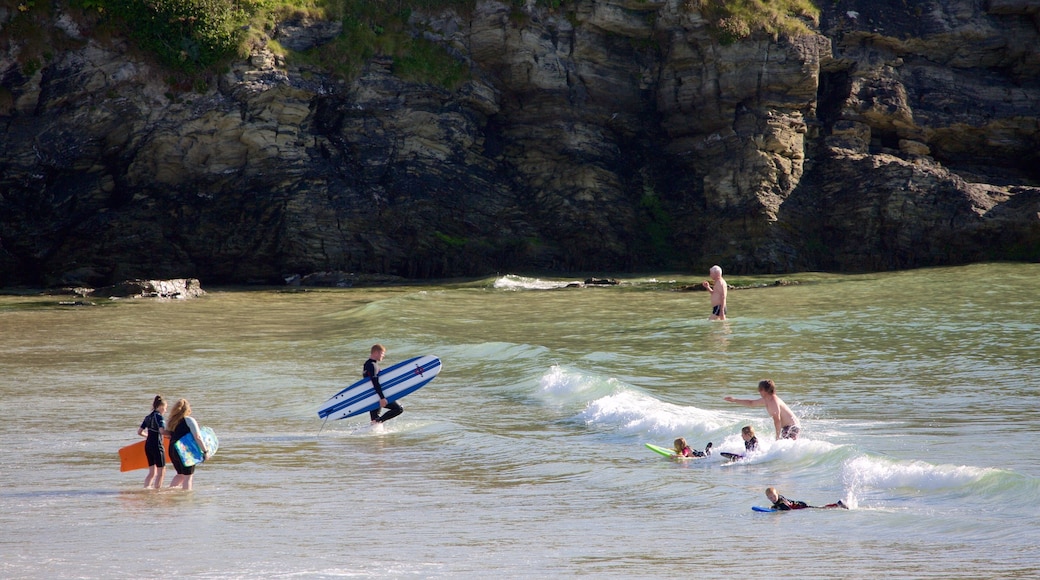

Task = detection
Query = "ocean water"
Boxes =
[1,263,1038,578]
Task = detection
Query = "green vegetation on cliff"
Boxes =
[294,0,469,87]
[5,0,820,81]
[98,0,249,71]
[689,0,820,43]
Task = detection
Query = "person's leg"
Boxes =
[154,466,166,489]
[376,401,404,423]
[144,465,157,488]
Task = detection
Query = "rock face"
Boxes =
[90,278,206,299]
[1,0,1038,287]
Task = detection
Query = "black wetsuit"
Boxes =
[772,495,810,510]
[773,495,846,510]
[364,358,403,423]
[140,411,166,467]
[745,436,759,452]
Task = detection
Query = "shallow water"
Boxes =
[1,263,1039,578]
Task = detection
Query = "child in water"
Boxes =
[742,425,759,453]
[137,394,167,489]
[673,437,713,458]
[722,426,759,461]
[765,487,847,510]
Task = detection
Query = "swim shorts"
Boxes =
[712,305,726,316]
[780,425,800,440]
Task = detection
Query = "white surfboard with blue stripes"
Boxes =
[318,355,442,421]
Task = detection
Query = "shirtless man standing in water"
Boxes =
[701,265,727,320]
[724,380,801,440]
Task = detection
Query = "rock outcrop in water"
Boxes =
[0,0,1038,287]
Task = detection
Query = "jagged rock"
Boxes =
[274,17,343,52]
[90,279,206,299]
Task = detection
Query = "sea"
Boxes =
[1,263,1038,578]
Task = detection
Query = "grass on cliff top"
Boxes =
[4,0,819,87]
[689,0,820,43]
[31,0,469,87]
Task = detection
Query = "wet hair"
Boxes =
[673,437,688,454]
[758,379,776,394]
[371,344,386,354]
[765,487,780,502]
[152,395,166,410]
[741,425,755,438]
[167,398,192,433]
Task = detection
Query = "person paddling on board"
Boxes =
[724,380,801,440]
[673,437,713,458]
[365,344,403,424]
[741,425,759,452]
[766,487,847,510]
[723,425,761,461]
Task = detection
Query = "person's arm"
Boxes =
[371,375,385,401]
[717,284,727,319]
[771,410,782,440]
[138,415,154,437]
[365,360,388,407]
[724,396,765,407]
[185,416,209,455]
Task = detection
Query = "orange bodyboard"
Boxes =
[118,437,172,472]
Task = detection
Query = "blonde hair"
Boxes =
[371,344,386,354]
[167,398,192,433]
[673,437,688,454]
[741,425,755,438]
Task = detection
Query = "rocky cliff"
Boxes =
[1,0,1038,287]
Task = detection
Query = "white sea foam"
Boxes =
[841,455,995,491]
[493,274,580,290]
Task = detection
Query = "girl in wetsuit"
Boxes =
[137,395,167,489]
[166,398,209,490]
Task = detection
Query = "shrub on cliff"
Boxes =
[96,0,250,72]
[688,0,820,43]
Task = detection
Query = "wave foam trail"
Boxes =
[578,392,727,437]
[493,274,579,290]
[539,365,723,435]
[539,365,619,401]
[841,455,996,493]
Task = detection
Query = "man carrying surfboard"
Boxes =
[364,344,404,424]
